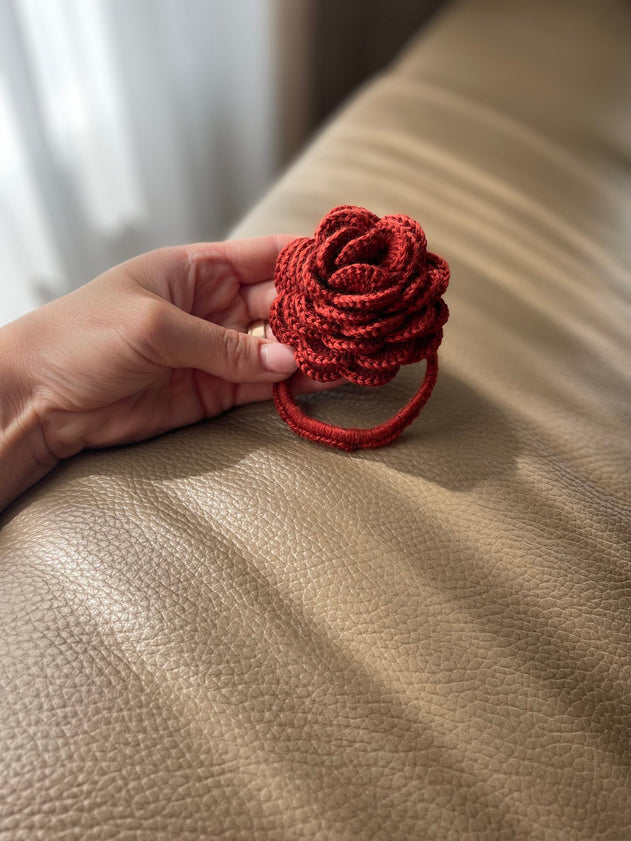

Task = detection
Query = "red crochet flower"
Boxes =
[270,205,450,451]
[270,205,449,385]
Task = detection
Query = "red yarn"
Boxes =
[270,205,449,451]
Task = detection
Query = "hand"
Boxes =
[0,237,337,510]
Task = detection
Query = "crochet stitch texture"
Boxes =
[270,205,449,451]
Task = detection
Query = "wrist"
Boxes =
[0,320,58,513]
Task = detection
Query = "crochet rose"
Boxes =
[270,205,449,386]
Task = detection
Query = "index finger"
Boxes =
[187,234,297,286]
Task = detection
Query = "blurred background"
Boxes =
[0,0,442,326]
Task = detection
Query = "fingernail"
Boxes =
[260,342,297,374]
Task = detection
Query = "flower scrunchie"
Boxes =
[270,205,449,451]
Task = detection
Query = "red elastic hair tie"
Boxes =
[269,205,450,452]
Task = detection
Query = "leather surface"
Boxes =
[1,0,630,838]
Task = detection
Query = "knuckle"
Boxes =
[222,328,257,378]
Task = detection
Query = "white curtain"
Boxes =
[0,0,310,326]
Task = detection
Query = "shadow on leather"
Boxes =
[296,369,520,492]
[1,368,519,519]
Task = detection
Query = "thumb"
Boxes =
[151,302,297,383]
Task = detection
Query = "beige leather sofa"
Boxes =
[1,0,629,838]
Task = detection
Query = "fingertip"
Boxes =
[264,285,279,313]
[260,342,297,375]
[292,373,346,395]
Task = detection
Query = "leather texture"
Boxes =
[1,0,630,838]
